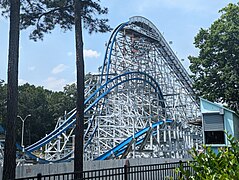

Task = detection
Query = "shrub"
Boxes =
[177,134,239,180]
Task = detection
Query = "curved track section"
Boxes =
[23,71,165,161]
[5,16,202,164]
[95,119,173,160]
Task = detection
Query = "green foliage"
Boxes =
[177,134,239,179]
[189,3,239,113]
[0,83,76,145]
[63,83,77,99]
[18,84,50,144]
[0,0,112,41]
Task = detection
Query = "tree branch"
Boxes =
[36,5,72,29]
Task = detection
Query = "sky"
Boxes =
[0,0,238,91]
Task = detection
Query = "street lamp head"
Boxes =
[18,114,31,148]
[17,114,31,121]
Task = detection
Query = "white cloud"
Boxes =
[19,79,27,85]
[28,66,36,71]
[51,64,68,74]
[44,77,66,91]
[67,49,101,59]
[84,49,101,58]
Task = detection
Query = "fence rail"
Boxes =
[15,161,193,180]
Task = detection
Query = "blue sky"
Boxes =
[0,0,237,91]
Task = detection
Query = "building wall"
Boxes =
[200,98,239,146]
[224,110,234,145]
[233,114,239,139]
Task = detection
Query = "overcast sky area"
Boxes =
[0,0,238,91]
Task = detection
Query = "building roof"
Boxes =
[200,97,239,117]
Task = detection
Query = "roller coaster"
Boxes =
[1,16,202,165]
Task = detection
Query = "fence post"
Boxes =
[124,159,130,180]
[179,160,183,178]
[37,173,42,180]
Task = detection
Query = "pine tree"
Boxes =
[0,0,111,177]
[1,0,20,179]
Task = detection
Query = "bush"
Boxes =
[177,134,239,180]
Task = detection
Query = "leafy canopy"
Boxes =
[0,83,76,145]
[0,0,111,41]
[189,3,239,112]
[177,134,239,180]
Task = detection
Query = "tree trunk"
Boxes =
[74,0,85,177]
[2,0,20,180]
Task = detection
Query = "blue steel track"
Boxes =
[20,71,166,163]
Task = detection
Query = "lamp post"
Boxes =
[17,114,31,150]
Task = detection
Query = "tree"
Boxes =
[177,134,239,179]
[18,84,52,144]
[189,3,239,113]
[74,1,85,175]
[64,83,77,100]
[1,0,111,176]
[1,0,20,179]
[1,82,78,146]
[18,83,76,145]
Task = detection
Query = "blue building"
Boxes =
[200,98,239,151]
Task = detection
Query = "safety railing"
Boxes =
[15,161,193,180]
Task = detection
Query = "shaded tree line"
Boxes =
[0,83,76,145]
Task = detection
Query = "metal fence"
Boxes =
[15,161,193,180]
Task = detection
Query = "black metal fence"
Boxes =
[15,161,193,180]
